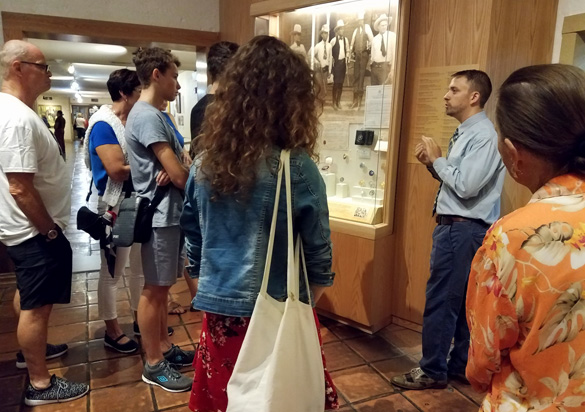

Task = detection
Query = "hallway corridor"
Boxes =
[0,142,484,411]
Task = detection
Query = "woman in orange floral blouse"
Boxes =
[466,64,585,412]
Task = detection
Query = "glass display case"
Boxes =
[255,0,400,226]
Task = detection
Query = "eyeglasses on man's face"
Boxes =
[20,61,51,73]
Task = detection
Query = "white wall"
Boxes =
[552,0,585,62]
[171,71,198,144]
[0,0,219,44]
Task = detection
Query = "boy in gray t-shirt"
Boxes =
[125,47,193,393]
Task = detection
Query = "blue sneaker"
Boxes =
[142,359,192,392]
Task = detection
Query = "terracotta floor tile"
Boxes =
[320,324,339,344]
[90,381,153,412]
[331,365,394,403]
[170,280,189,294]
[0,351,26,378]
[337,406,354,411]
[88,339,135,362]
[49,306,88,327]
[179,309,202,325]
[87,271,100,279]
[323,342,366,372]
[48,363,88,385]
[22,396,88,412]
[87,279,99,292]
[345,335,404,362]
[47,322,87,344]
[0,315,18,334]
[403,387,480,412]
[185,322,202,344]
[328,323,369,340]
[46,341,88,369]
[71,280,87,293]
[0,331,20,353]
[0,373,27,406]
[59,291,88,307]
[378,328,422,356]
[353,393,419,412]
[152,370,193,408]
[371,356,419,381]
[89,354,143,389]
[174,291,194,307]
[450,380,486,406]
[88,304,99,321]
[162,406,192,412]
[168,312,184,327]
[87,291,98,305]
[169,325,195,347]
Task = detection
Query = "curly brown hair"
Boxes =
[195,35,323,199]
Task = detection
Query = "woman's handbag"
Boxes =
[226,150,325,412]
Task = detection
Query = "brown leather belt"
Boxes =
[436,215,489,228]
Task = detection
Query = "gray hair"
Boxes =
[0,40,31,79]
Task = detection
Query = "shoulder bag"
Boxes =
[225,149,325,412]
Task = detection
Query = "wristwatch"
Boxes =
[46,226,59,241]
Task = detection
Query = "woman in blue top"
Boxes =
[86,69,144,353]
[181,35,338,412]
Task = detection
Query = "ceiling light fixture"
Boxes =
[67,64,75,74]
[95,44,127,54]
[70,81,79,91]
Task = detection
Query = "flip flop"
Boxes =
[168,301,186,315]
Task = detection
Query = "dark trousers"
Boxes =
[419,220,486,380]
[370,63,390,86]
[353,51,369,94]
[331,59,346,106]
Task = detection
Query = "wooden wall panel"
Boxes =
[219,0,255,44]
[391,0,493,324]
[391,0,557,325]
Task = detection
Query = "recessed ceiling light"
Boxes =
[67,64,75,74]
[95,45,127,54]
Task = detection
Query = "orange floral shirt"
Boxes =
[466,174,585,412]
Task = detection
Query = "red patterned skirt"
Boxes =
[189,309,339,412]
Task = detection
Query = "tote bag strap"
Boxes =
[259,150,312,306]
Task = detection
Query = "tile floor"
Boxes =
[0,142,486,411]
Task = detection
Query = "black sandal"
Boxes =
[104,333,139,354]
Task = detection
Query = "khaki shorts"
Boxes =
[141,226,185,286]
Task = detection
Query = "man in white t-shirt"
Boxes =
[0,40,88,406]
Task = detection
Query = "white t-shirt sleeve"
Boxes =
[0,125,38,173]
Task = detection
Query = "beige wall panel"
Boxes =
[219,0,255,44]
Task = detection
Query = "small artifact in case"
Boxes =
[355,130,374,145]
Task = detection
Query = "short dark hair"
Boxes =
[452,69,492,108]
[57,110,63,116]
[132,47,180,87]
[207,41,239,83]
[107,69,140,102]
[497,64,585,174]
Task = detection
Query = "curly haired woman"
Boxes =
[180,35,338,412]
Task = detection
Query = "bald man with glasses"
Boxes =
[0,40,89,406]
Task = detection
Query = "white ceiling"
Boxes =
[28,38,197,101]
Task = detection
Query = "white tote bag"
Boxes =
[226,149,326,412]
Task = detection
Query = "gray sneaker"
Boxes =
[163,344,195,367]
[24,374,89,406]
[391,367,448,390]
[142,359,192,392]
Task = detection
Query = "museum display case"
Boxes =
[255,0,402,228]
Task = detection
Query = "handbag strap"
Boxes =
[260,150,312,305]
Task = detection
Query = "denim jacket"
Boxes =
[180,147,334,317]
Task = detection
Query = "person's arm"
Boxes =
[96,144,130,182]
[466,226,519,392]
[295,157,335,303]
[179,166,201,279]
[426,133,502,199]
[7,172,57,235]
[150,141,188,190]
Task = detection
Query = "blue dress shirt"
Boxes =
[432,111,506,224]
